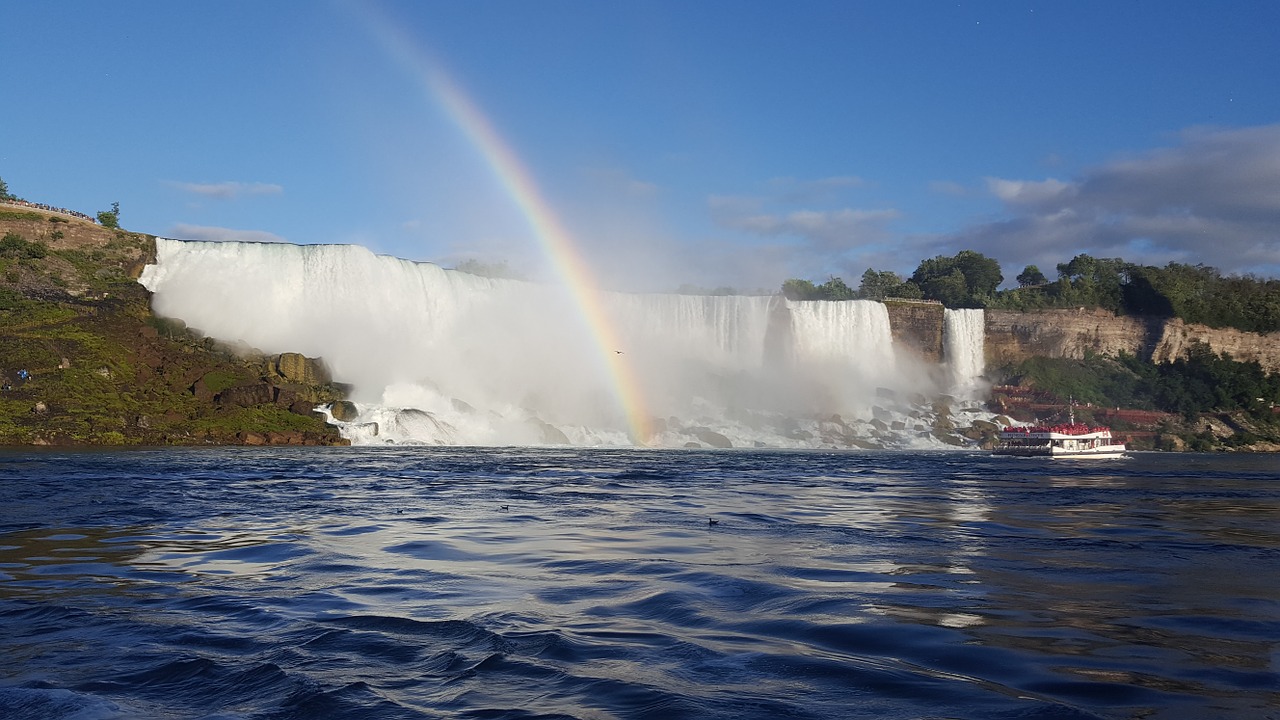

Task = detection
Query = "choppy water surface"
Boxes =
[1,448,1277,719]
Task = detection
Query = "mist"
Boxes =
[139,238,983,447]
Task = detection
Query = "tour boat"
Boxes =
[993,422,1127,459]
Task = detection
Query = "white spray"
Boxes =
[140,239,965,447]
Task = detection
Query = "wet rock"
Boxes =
[238,431,267,446]
[266,430,303,445]
[535,420,570,445]
[329,400,360,422]
[274,352,331,386]
[189,372,218,401]
[216,383,274,408]
[695,429,733,448]
[289,400,320,417]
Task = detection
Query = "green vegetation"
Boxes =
[855,269,921,301]
[782,277,852,300]
[1016,265,1048,287]
[1002,345,1280,422]
[0,177,12,202]
[1,232,48,260]
[780,250,1280,333]
[781,251,1002,305]
[1,208,347,446]
[990,254,1280,332]
[96,201,120,229]
[0,210,43,222]
[909,250,1003,307]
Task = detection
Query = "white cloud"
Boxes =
[984,177,1074,207]
[170,223,288,244]
[951,124,1280,278]
[170,181,284,199]
[703,173,906,285]
[722,208,900,248]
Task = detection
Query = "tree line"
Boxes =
[781,250,1280,333]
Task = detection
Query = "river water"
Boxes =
[1,448,1277,719]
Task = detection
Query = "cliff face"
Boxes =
[985,308,1153,367]
[883,300,945,363]
[984,308,1280,373]
[0,207,348,446]
[1152,318,1280,371]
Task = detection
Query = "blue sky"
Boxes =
[3,1,1279,291]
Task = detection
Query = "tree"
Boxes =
[1051,254,1126,311]
[781,278,821,300]
[0,177,12,202]
[1016,265,1048,287]
[917,268,970,307]
[97,201,120,229]
[857,269,899,300]
[818,276,855,300]
[953,250,1003,298]
[910,250,1002,306]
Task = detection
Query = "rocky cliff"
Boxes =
[0,207,348,445]
[883,300,945,363]
[984,308,1280,373]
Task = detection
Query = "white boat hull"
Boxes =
[994,445,1127,459]
[993,424,1126,459]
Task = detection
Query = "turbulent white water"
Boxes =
[140,239,987,447]
[944,308,987,400]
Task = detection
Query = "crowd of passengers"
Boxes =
[1,198,97,223]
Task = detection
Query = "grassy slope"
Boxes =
[0,207,347,446]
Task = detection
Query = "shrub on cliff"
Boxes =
[1003,346,1280,422]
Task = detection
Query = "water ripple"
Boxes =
[1,448,1277,719]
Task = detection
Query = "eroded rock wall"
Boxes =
[982,308,1280,373]
[883,300,945,363]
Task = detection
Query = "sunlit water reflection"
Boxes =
[1,448,1277,719]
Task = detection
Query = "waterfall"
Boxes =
[944,308,986,399]
[139,239,956,447]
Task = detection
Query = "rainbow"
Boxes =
[352,6,654,444]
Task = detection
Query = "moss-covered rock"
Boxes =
[0,207,348,446]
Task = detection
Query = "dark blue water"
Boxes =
[1,448,1277,719]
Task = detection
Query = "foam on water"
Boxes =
[141,239,969,447]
